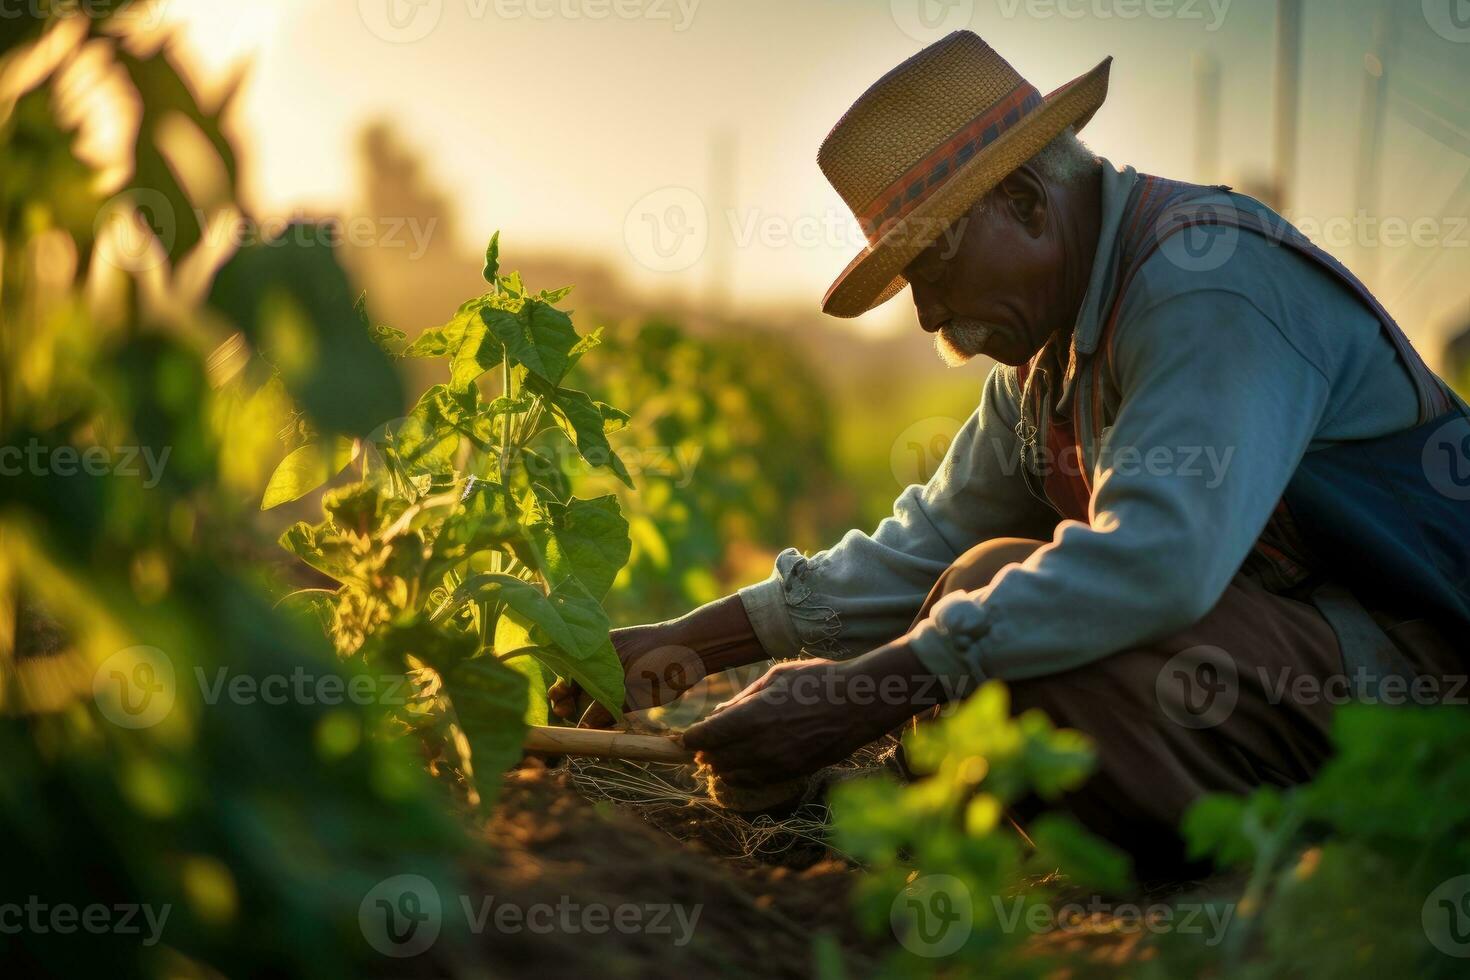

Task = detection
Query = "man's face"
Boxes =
[903,170,1066,367]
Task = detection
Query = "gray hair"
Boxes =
[963,128,1099,225]
[1026,127,1101,187]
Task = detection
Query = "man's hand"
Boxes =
[549,625,703,727]
[548,594,768,728]
[681,642,947,786]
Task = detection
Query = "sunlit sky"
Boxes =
[160,0,1470,343]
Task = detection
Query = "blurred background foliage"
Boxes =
[0,11,474,977]
[576,317,837,622]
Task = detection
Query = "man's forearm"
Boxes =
[838,638,972,730]
[629,593,769,674]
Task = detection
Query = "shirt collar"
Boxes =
[1071,158,1139,356]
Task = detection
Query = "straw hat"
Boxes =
[819,32,1112,317]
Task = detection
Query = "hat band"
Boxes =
[857,79,1043,243]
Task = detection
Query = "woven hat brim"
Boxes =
[822,56,1113,318]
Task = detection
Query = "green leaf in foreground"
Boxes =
[261,438,359,509]
[422,483,517,585]
[528,378,634,487]
[404,296,488,359]
[445,573,623,717]
[479,301,579,385]
[448,305,505,390]
[278,522,355,582]
[529,495,631,600]
[438,656,528,799]
[394,384,484,476]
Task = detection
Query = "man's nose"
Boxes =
[911,285,949,333]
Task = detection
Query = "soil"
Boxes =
[370,754,1239,979]
[459,762,884,979]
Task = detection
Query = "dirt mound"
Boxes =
[462,764,882,978]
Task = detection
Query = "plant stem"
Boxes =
[499,357,514,484]
[515,396,545,448]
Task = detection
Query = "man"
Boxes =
[552,32,1470,875]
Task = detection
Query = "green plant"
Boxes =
[830,683,1131,977]
[1,16,463,978]
[265,235,633,805]
[1170,704,1470,978]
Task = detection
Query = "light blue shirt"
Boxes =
[738,160,1425,684]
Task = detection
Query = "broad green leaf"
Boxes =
[373,617,528,803]
[404,327,451,358]
[449,574,622,717]
[480,301,579,385]
[394,384,482,476]
[527,579,624,715]
[531,380,633,487]
[494,614,539,659]
[404,296,485,358]
[278,522,355,582]
[423,484,517,585]
[439,656,528,804]
[519,447,571,500]
[261,438,359,510]
[448,309,507,390]
[507,652,550,726]
[458,575,577,653]
[322,482,394,534]
[530,495,630,600]
[520,642,623,723]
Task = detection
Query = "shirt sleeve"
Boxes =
[738,364,1059,660]
[907,287,1333,683]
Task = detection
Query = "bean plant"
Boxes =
[265,235,632,805]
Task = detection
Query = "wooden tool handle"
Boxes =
[523,725,695,764]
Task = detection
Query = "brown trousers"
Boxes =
[911,538,1464,880]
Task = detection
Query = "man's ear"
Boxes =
[997,167,1047,237]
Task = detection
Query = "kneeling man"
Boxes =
[554,32,1470,876]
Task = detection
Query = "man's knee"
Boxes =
[928,537,1047,605]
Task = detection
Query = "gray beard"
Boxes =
[935,319,997,367]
